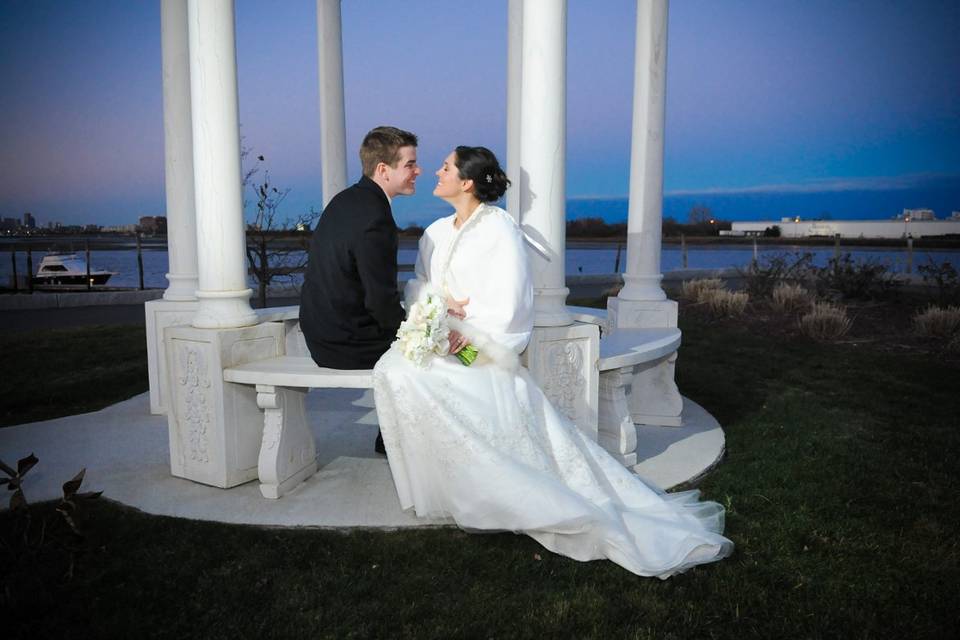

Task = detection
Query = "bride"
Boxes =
[373,146,733,578]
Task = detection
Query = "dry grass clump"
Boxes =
[771,282,812,314]
[799,302,852,340]
[701,289,749,317]
[912,305,960,339]
[948,334,960,353]
[681,278,724,302]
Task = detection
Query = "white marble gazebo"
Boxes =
[145,0,699,494]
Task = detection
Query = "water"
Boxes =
[2,244,957,290]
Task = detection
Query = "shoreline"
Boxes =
[3,234,960,252]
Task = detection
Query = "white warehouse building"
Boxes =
[729,215,960,239]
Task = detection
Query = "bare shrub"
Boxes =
[737,252,814,298]
[912,305,960,338]
[917,257,960,306]
[798,302,852,340]
[681,278,724,302]
[814,253,902,300]
[771,282,812,314]
[702,289,749,316]
[948,334,960,353]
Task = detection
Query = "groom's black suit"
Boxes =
[300,175,405,370]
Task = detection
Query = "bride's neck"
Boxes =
[453,196,482,228]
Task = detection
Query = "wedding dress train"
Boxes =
[373,348,732,578]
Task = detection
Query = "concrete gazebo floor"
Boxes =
[0,390,724,528]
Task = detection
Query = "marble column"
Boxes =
[609,0,677,329]
[160,0,198,301]
[186,0,257,329]
[620,0,668,303]
[316,0,347,208]
[146,0,201,415]
[505,0,522,221]
[517,1,598,439]
[519,0,570,327]
[607,0,683,428]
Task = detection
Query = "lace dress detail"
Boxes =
[372,205,733,578]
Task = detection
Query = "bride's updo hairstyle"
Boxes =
[454,146,510,203]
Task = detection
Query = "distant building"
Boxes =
[102,223,139,233]
[138,215,168,235]
[952,211,960,221]
[23,212,36,229]
[731,215,960,239]
[900,208,935,221]
[0,217,18,232]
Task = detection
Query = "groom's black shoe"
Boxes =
[375,431,387,456]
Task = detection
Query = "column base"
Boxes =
[617,273,667,302]
[165,321,283,488]
[162,272,199,301]
[193,288,258,329]
[608,296,678,330]
[145,298,199,415]
[533,286,573,327]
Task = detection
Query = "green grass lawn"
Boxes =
[2,311,959,638]
[0,325,148,427]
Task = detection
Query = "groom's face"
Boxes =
[381,145,421,198]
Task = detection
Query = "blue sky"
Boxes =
[0,0,958,227]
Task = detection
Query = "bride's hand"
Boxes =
[448,330,468,354]
[446,296,470,319]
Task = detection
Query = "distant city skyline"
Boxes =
[1,0,958,227]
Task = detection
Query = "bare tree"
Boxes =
[243,154,319,308]
[687,204,714,225]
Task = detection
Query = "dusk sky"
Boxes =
[1,0,958,228]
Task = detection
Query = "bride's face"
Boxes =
[433,151,468,199]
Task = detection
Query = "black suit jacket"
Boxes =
[299,176,405,369]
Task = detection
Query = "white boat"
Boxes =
[32,253,117,286]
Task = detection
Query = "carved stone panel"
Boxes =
[145,298,199,415]
[522,322,599,441]
[541,340,586,423]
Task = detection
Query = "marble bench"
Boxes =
[223,305,680,497]
[223,356,373,499]
[567,305,683,467]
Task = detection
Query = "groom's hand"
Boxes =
[448,330,468,354]
[446,296,470,319]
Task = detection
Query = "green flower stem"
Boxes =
[455,344,479,366]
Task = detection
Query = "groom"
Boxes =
[300,126,420,453]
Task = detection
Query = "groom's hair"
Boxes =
[360,126,418,177]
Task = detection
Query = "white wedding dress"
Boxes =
[373,203,733,578]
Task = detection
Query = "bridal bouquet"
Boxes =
[395,292,478,367]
